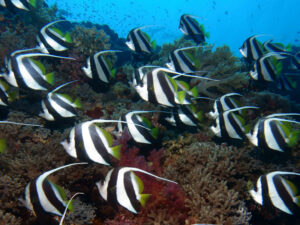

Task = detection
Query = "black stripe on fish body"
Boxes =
[218,113,230,139]
[223,97,237,112]
[261,175,273,209]
[22,57,49,89]
[74,124,91,162]
[257,120,270,150]
[96,54,111,83]
[273,175,297,215]
[124,171,140,212]
[0,87,8,105]
[254,59,264,81]
[133,68,142,85]
[43,97,64,121]
[180,105,199,125]
[216,100,223,114]
[262,57,277,81]
[156,71,176,106]
[131,114,155,144]
[250,38,264,61]
[38,31,69,56]
[10,57,27,89]
[184,17,205,44]
[269,120,288,151]
[146,71,157,104]
[136,29,153,54]
[88,124,112,165]
[170,50,195,73]
[50,94,77,117]
[29,180,57,224]
[107,168,120,210]
[42,179,65,215]
[227,112,245,139]
[90,55,106,83]
[117,114,127,132]
[178,50,195,72]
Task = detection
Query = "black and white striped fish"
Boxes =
[0,0,36,11]
[179,14,208,45]
[250,52,286,82]
[61,119,122,166]
[39,81,81,121]
[126,26,156,55]
[210,106,258,140]
[37,20,72,56]
[240,35,265,62]
[21,162,87,224]
[250,171,300,215]
[133,67,192,107]
[1,48,73,91]
[96,167,177,214]
[164,104,203,127]
[263,40,291,53]
[208,93,242,119]
[246,113,300,152]
[133,67,215,107]
[117,111,159,145]
[82,50,121,84]
[166,46,198,74]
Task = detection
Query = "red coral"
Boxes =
[85,107,104,119]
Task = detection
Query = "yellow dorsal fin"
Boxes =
[30,58,46,74]
[139,194,151,207]
[282,177,298,197]
[177,90,186,104]
[110,145,121,160]
[100,128,113,146]
[50,27,64,38]
[58,93,73,103]
[133,172,144,193]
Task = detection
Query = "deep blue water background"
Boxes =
[46,0,300,55]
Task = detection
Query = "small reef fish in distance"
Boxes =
[61,119,123,166]
[240,35,265,62]
[166,46,198,74]
[1,48,74,91]
[82,50,121,84]
[39,80,81,121]
[179,14,209,45]
[126,26,156,55]
[164,104,203,127]
[117,110,159,145]
[96,167,177,214]
[249,171,300,215]
[20,162,87,224]
[210,106,258,140]
[246,113,300,152]
[0,0,36,11]
[37,20,72,56]
[208,92,242,119]
[250,52,286,82]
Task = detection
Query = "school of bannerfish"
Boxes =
[0,1,299,224]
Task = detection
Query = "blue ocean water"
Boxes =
[46,0,300,55]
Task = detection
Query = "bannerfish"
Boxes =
[39,80,81,121]
[126,26,156,55]
[1,48,74,91]
[208,93,242,119]
[240,35,265,62]
[263,40,291,53]
[164,104,203,127]
[82,50,121,84]
[166,46,198,73]
[96,167,177,214]
[37,20,72,56]
[250,52,286,82]
[61,119,122,166]
[0,0,36,11]
[179,14,209,44]
[246,113,300,152]
[132,67,192,107]
[117,111,159,145]
[133,67,214,107]
[20,162,87,224]
[250,171,300,215]
[210,106,258,140]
